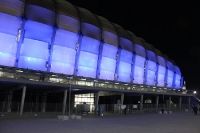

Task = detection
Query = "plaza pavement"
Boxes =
[0,111,200,133]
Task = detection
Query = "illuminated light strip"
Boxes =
[124,84,128,85]
[16,70,23,72]
[80,78,86,80]
[105,81,109,83]
[115,83,119,84]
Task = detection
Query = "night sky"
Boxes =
[66,0,200,92]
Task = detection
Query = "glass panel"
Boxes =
[18,56,46,71]
[157,73,165,87]
[80,36,100,54]
[54,29,78,49]
[133,66,144,84]
[77,66,96,78]
[100,70,114,80]
[120,49,132,63]
[20,38,49,60]
[0,52,15,66]
[0,33,17,54]
[102,43,118,59]
[51,62,74,75]
[146,70,155,85]
[24,20,52,42]
[118,61,131,82]
[0,13,21,35]
[101,57,116,72]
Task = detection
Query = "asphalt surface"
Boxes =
[0,111,200,133]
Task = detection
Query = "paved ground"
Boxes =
[0,111,200,133]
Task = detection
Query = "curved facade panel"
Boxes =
[97,16,118,80]
[155,49,166,87]
[18,0,55,71]
[51,1,80,75]
[142,41,157,86]
[75,7,101,78]
[128,31,146,84]
[0,0,183,89]
[0,0,24,67]
[113,24,133,82]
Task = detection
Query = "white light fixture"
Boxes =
[0,68,2,70]
[52,75,57,77]
[164,88,167,89]
[153,87,156,88]
[94,80,98,82]
[140,86,143,87]
[173,89,176,90]
[115,83,119,84]
[29,79,34,81]
[178,90,180,91]
[16,70,23,72]
[105,81,109,83]
[124,84,128,85]
[80,78,86,80]
[194,91,197,94]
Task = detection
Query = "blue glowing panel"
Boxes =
[157,56,166,67]
[20,38,49,60]
[135,44,146,57]
[157,65,166,87]
[78,51,98,78]
[24,20,52,42]
[51,62,74,75]
[54,29,78,49]
[0,33,17,55]
[146,50,156,62]
[167,70,174,88]
[102,43,118,59]
[146,60,156,85]
[80,36,100,54]
[175,74,181,88]
[100,43,118,80]
[18,56,47,71]
[133,55,145,84]
[51,45,76,75]
[120,38,133,52]
[118,50,132,82]
[0,33,17,67]
[101,57,116,72]
[118,62,131,82]
[0,13,21,35]
[0,52,15,66]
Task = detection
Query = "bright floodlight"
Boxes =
[193,91,197,94]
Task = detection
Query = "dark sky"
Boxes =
[66,0,200,91]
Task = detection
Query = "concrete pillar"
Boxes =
[188,97,191,110]
[94,92,99,115]
[169,96,171,111]
[179,97,182,110]
[156,95,159,111]
[62,90,68,115]
[121,93,124,105]
[41,93,47,113]
[35,93,39,112]
[140,94,143,111]
[20,86,26,116]
[7,92,12,112]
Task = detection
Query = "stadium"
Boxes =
[0,0,193,117]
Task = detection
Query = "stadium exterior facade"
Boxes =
[0,0,192,116]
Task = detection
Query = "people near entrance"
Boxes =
[124,107,127,115]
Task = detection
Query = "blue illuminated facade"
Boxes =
[0,0,183,89]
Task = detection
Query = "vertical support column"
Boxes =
[172,72,176,88]
[62,90,68,115]
[143,59,148,85]
[140,94,143,112]
[179,96,182,110]
[169,96,171,111]
[181,77,184,88]
[155,64,159,86]
[20,86,26,116]
[74,33,83,76]
[114,47,121,81]
[41,93,47,113]
[96,41,104,79]
[121,93,124,105]
[94,92,99,115]
[164,67,168,87]
[47,26,57,72]
[15,19,26,67]
[156,95,159,111]
[188,97,191,110]
[7,92,12,112]
[35,93,39,112]
[131,54,136,83]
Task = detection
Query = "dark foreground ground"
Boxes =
[0,111,200,133]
